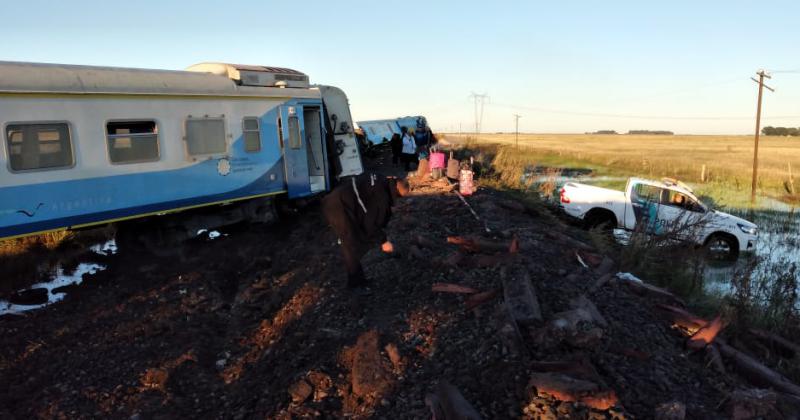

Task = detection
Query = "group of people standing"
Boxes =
[390,125,435,171]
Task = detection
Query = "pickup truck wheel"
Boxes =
[704,234,739,261]
[584,212,616,232]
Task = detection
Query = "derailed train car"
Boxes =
[357,116,428,145]
[0,61,363,242]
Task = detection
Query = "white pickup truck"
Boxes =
[559,177,757,260]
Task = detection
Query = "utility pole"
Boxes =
[750,70,774,205]
[468,92,489,139]
[513,114,522,149]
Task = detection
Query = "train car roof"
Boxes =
[0,61,318,98]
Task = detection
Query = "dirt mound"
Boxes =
[0,149,772,419]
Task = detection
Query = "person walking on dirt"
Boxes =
[414,123,431,160]
[401,127,416,171]
[322,173,410,289]
[390,133,402,166]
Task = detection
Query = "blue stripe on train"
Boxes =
[0,159,286,238]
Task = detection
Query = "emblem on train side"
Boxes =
[217,158,231,176]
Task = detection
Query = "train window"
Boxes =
[242,117,261,152]
[106,121,159,164]
[185,117,226,156]
[277,117,284,148]
[5,123,73,171]
[288,116,301,149]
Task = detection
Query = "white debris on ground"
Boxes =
[616,272,644,283]
[90,239,118,255]
[0,263,106,316]
[196,229,226,240]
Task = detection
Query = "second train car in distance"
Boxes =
[0,61,364,244]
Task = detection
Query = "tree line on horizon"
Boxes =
[586,130,674,135]
[761,126,800,136]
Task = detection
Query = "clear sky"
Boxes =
[3,0,799,134]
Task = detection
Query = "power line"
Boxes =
[513,114,522,148]
[624,77,744,101]
[468,92,490,134]
[769,69,800,74]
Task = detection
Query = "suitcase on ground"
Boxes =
[417,158,429,177]
[429,152,446,169]
[446,152,460,179]
[459,169,474,196]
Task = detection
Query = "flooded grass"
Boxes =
[463,142,800,351]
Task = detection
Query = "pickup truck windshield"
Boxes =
[630,183,662,203]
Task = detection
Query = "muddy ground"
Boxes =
[0,149,768,419]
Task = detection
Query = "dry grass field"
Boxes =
[446,133,800,207]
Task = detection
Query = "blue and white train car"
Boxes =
[357,116,428,145]
[0,61,363,241]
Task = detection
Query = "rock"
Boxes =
[567,328,604,348]
[348,330,392,398]
[140,368,168,390]
[384,343,403,372]
[550,308,594,331]
[654,401,686,420]
[532,308,603,350]
[9,288,48,306]
[726,389,781,420]
[569,295,608,328]
[306,371,333,402]
[288,379,313,403]
[425,380,483,420]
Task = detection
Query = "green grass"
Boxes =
[446,133,800,210]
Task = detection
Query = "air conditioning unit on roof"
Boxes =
[186,63,309,88]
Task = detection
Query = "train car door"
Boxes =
[303,106,327,194]
[281,106,311,198]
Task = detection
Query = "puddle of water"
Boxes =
[528,175,628,185]
[0,262,106,316]
[90,239,118,255]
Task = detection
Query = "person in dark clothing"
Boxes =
[321,173,410,288]
[390,133,402,165]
